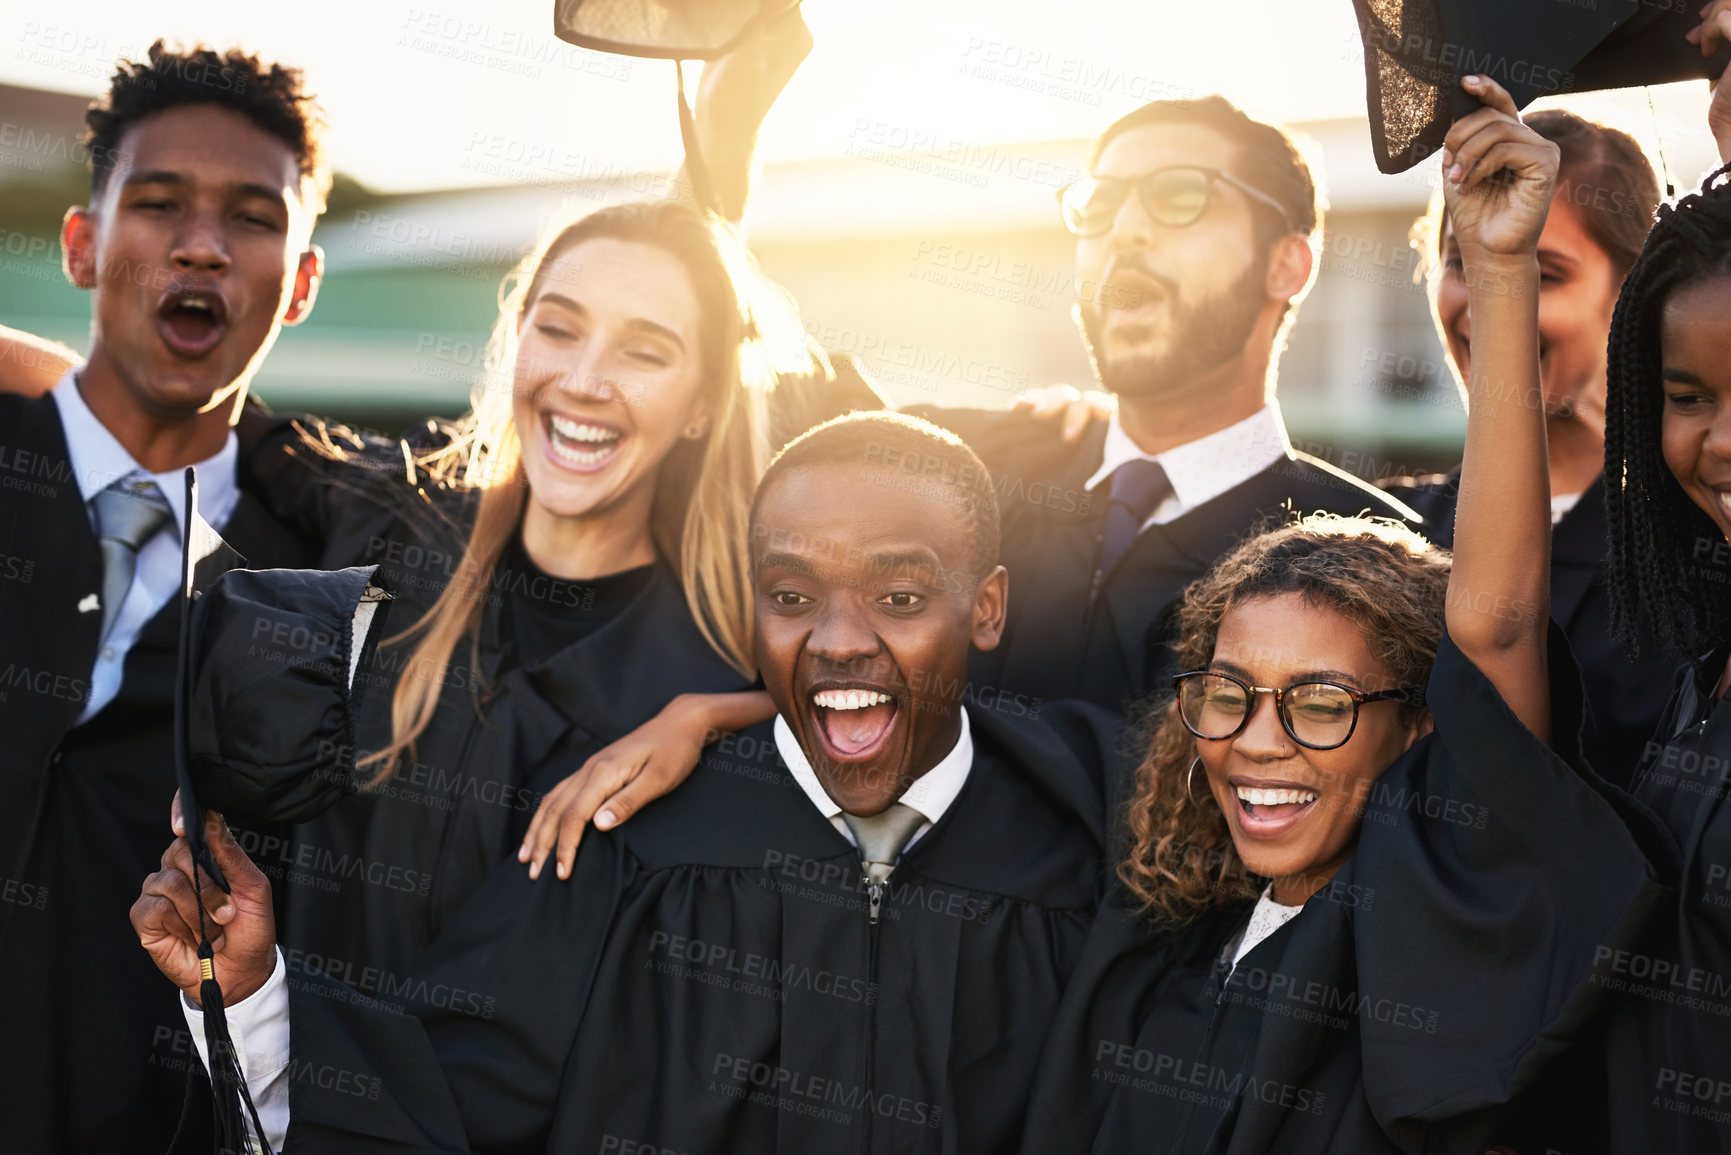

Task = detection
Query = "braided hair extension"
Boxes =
[1604,163,1731,674]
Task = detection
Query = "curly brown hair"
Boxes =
[84,39,330,207]
[1118,513,1451,927]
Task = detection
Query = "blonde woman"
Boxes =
[236,199,806,977]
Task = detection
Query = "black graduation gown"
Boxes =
[207,419,751,981]
[1380,470,1674,789]
[277,557,748,983]
[908,407,1423,717]
[177,709,1110,1154]
[1020,628,1673,1154]
[0,393,313,1154]
[1593,652,1731,1152]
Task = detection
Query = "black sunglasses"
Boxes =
[1171,670,1422,752]
[1057,166,1292,237]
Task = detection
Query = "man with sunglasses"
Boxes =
[908,97,1421,723]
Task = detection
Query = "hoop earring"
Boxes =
[1185,757,1206,806]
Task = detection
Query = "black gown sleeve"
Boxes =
[1352,624,1679,1141]
[187,566,390,824]
[276,834,630,1153]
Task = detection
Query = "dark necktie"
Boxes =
[1097,458,1171,577]
[841,802,926,884]
[92,478,174,642]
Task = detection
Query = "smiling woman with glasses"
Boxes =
[1129,515,1454,911]
[1021,76,1668,1155]
[1057,166,1294,236]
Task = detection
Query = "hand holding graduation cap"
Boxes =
[1691,0,1731,162]
[691,4,812,220]
[1439,75,1560,266]
[131,808,278,1008]
[695,4,810,151]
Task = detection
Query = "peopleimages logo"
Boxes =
[710,1053,945,1129]
[647,930,876,1005]
[1093,1040,1328,1115]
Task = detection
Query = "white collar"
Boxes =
[1084,404,1291,514]
[1228,882,1307,973]
[773,707,973,829]
[51,368,242,532]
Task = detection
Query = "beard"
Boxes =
[1079,254,1267,400]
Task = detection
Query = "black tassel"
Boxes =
[172,466,273,1153]
[193,911,274,1154]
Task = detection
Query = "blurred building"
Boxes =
[1,79,1463,479]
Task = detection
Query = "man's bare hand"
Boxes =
[131,810,277,1007]
[1012,384,1116,443]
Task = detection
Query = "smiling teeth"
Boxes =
[1719,493,1731,520]
[549,414,619,444]
[1236,786,1319,807]
[180,295,212,311]
[548,414,620,466]
[814,689,892,711]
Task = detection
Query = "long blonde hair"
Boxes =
[366,200,811,779]
[1118,514,1449,927]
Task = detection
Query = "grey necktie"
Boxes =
[91,479,173,642]
[841,802,926,885]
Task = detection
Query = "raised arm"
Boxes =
[0,324,80,396]
[1441,75,1560,742]
[1690,0,1731,163]
[674,7,812,222]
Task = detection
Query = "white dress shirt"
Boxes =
[51,370,240,722]
[1083,404,1291,527]
[187,707,977,1150]
[773,707,973,852]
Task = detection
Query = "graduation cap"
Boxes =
[552,0,804,215]
[1350,0,1731,173]
[554,0,802,60]
[171,468,391,1154]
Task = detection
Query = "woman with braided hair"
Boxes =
[1017,75,1669,1154]
[1595,156,1731,1150]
